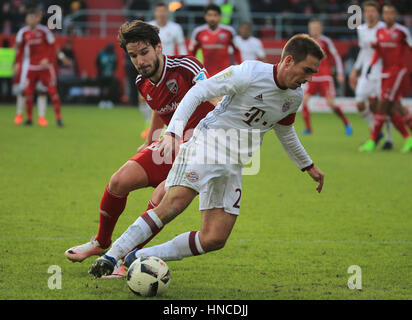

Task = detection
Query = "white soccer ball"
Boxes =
[126,256,170,297]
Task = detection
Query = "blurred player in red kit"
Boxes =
[301,18,352,136]
[65,21,215,277]
[15,8,63,127]
[188,4,242,76]
[360,3,412,152]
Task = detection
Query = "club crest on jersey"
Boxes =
[166,79,178,94]
[186,170,199,183]
[282,101,291,112]
[219,33,227,41]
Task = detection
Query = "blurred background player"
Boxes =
[149,2,187,56]
[13,9,50,126]
[188,4,242,76]
[15,8,63,127]
[359,3,412,153]
[301,18,352,136]
[138,2,189,139]
[349,1,393,149]
[234,21,266,62]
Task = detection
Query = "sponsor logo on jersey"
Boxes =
[166,79,178,94]
[147,94,152,101]
[186,170,199,183]
[157,101,179,114]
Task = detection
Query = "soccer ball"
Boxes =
[126,256,170,297]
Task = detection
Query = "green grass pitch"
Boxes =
[0,104,411,300]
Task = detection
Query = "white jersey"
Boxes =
[234,35,266,61]
[149,20,187,56]
[354,21,385,79]
[167,61,312,169]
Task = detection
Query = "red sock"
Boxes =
[95,185,128,248]
[391,113,410,138]
[50,93,62,120]
[301,104,311,131]
[26,95,34,121]
[371,113,386,141]
[333,106,349,126]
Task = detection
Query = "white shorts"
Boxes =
[355,76,381,103]
[165,139,243,215]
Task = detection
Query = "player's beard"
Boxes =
[138,56,160,79]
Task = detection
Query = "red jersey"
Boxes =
[136,55,214,141]
[15,24,55,70]
[313,35,344,78]
[370,23,412,74]
[188,24,242,76]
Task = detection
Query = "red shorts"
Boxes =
[129,141,174,188]
[25,66,56,95]
[381,67,408,102]
[304,76,335,97]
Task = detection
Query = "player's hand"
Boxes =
[349,69,358,90]
[157,132,179,159]
[40,58,49,66]
[137,141,150,153]
[13,63,20,74]
[307,165,324,193]
[337,74,345,85]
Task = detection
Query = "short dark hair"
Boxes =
[205,4,221,15]
[155,2,167,9]
[382,1,397,11]
[362,0,379,10]
[281,34,325,63]
[118,20,161,50]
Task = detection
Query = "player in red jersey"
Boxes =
[65,21,215,273]
[15,8,63,127]
[188,4,242,76]
[360,4,412,152]
[301,18,352,136]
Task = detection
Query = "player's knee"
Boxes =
[200,234,227,252]
[109,170,131,196]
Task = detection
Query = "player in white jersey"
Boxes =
[234,22,266,62]
[88,34,325,277]
[349,0,393,149]
[148,2,187,56]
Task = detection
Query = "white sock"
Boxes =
[385,118,393,143]
[135,231,205,261]
[37,95,47,117]
[361,109,374,129]
[16,94,25,115]
[106,209,163,261]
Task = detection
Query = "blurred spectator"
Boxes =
[58,40,78,80]
[259,16,276,39]
[220,0,234,25]
[0,2,13,34]
[96,43,118,108]
[67,0,87,35]
[0,38,14,102]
